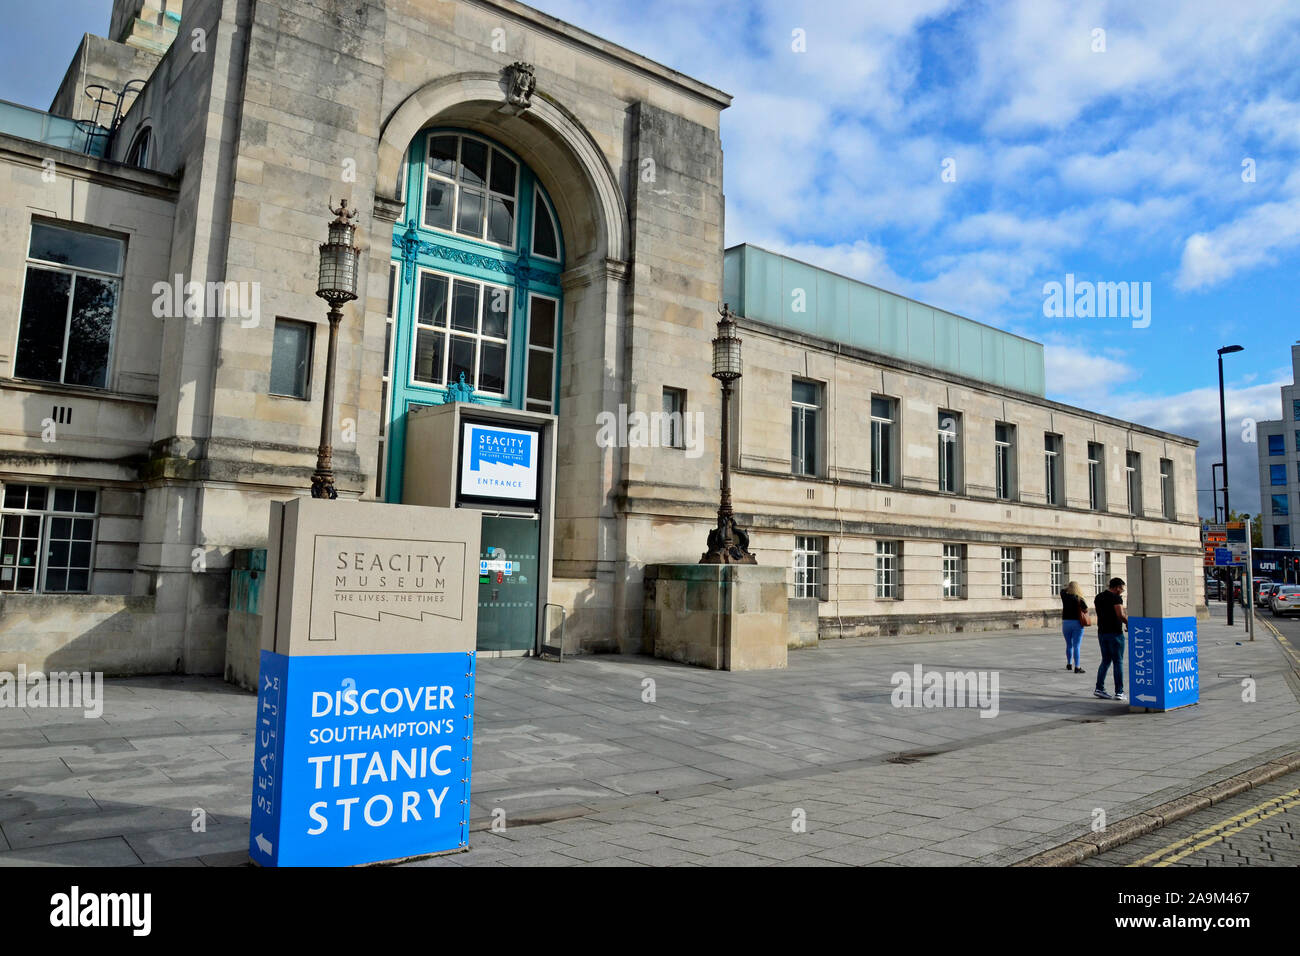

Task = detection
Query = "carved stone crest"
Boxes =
[503,62,536,110]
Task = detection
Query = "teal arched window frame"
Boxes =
[384,128,564,502]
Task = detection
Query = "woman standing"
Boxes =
[1060,581,1089,673]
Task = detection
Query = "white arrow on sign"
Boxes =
[255,833,273,855]
[1136,694,1157,703]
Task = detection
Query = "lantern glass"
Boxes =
[317,242,358,301]
[712,326,742,380]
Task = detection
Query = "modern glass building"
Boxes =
[1255,343,1300,549]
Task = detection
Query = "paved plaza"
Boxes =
[0,606,1296,866]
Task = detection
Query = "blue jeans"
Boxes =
[1096,632,1124,693]
[1062,620,1083,667]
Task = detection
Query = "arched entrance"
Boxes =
[380,127,565,503]
[369,74,632,653]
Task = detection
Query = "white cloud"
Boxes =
[1043,336,1139,404]
[1175,197,1300,290]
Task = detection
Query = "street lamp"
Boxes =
[700,304,756,564]
[311,199,361,499]
[1217,344,1243,623]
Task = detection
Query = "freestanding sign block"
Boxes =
[249,498,481,866]
[1126,555,1198,713]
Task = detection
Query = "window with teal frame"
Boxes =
[384,130,564,502]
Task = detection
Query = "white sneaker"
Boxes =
[1113,691,1127,702]
[1093,688,1111,699]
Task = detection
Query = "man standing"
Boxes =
[1093,577,1128,701]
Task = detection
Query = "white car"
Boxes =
[1270,585,1300,617]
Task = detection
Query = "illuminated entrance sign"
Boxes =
[458,420,541,507]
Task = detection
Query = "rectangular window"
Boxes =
[1294,399,1300,420]
[1087,442,1105,510]
[1272,493,1290,516]
[1044,433,1063,506]
[1093,549,1109,597]
[1000,547,1021,598]
[995,422,1016,500]
[875,540,900,599]
[1051,549,1067,594]
[1295,430,1300,453]
[791,380,821,477]
[793,535,824,600]
[1268,434,1285,456]
[1159,458,1174,520]
[0,484,97,593]
[938,411,961,493]
[942,544,966,599]
[269,319,313,399]
[1126,450,1141,515]
[14,221,124,389]
[1277,525,1293,548]
[662,388,686,449]
[524,293,557,413]
[1271,464,1287,486]
[871,396,896,485]
[413,269,511,398]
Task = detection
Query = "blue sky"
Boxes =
[3,0,1297,522]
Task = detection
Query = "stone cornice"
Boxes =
[0,133,179,200]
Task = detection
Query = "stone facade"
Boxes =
[0,0,729,671]
[0,0,1200,672]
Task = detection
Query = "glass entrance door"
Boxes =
[477,515,540,652]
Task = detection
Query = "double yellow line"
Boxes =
[1127,788,1300,866]
[1262,617,1300,671]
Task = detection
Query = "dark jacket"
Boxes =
[1060,590,1088,623]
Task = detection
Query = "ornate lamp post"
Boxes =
[700,304,756,564]
[311,199,360,499]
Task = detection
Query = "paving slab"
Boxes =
[0,608,1294,866]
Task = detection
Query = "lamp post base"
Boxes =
[699,516,757,565]
[310,468,337,500]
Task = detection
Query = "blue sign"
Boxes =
[470,429,531,469]
[1214,548,1233,566]
[459,421,540,503]
[249,650,474,867]
[1128,616,1198,711]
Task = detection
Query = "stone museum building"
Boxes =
[0,0,1203,675]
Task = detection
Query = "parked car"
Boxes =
[1205,575,1242,601]
[1270,585,1300,617]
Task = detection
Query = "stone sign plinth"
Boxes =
[249,498,480,867]
[643,564,789,670]
[1126,554,1198,713]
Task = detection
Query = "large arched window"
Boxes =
[382,129,564,501]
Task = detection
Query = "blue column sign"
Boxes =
[1128,617,1198,711]
[248,498,481,867]
[250,651,474,866]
